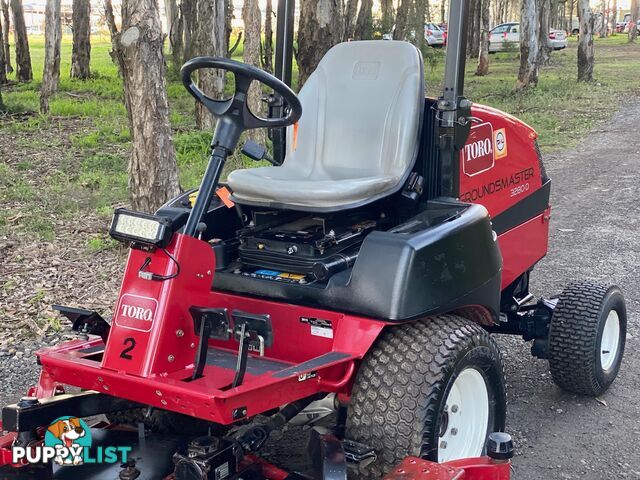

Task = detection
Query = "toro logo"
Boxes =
[462,122,495,177]
[115,294,157,332]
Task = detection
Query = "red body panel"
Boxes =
[461,105,549,288]
[384,457,511,480]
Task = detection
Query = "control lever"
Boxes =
[241,140,276,165]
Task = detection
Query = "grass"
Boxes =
[1,33,639,243]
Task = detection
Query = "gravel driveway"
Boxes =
[1,102,639,479]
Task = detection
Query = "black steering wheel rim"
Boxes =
[181,56,302,130]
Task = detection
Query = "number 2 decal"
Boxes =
[120,337,136,360]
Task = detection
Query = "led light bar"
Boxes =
[109,208,173,248]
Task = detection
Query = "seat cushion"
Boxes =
[228,40,424,211]
[228,166,397,209]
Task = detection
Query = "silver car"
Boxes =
[489,22,567,52]
[425,23,445,47]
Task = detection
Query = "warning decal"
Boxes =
[494,128,508,160]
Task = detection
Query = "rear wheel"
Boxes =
[548,282,626,396]
[346,315,506,479]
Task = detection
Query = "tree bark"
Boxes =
[516,0,539,90]
[165,0,177,38]
[263,0,273,72]
[476,0,490,76]
[297,0,344,87]
[113,0,181,213]
[537,0,551,65]
[394,0,411,39]
[10,0,32,82]
[104,0,118,37]
[0,7,7,84]
[354,0,373,40]
[414,0,427,49]
[610,0,618,33]
[40,0,62,113]
[467,0,481,58]
[441,0,446,23]
[242,0,265,144]
[225,0,234,56]
[344,0,359,40]
[192,0,226,131]
[182,0,196,63]
[170,1,184,74]
[71,0,91,79]
[629,0,638,42]
[577,0,594,80]
[1,0,11,74]
[380,0,394,33]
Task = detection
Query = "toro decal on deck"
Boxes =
[114,293,157,332]
[462,122,495,176]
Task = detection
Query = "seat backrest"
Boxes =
[285,41,424,186]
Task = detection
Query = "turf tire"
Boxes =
[548,282,626,396]
[345,314,507,479]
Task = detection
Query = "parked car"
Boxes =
[382,23,445,47]
[489,22,567,52]
[425,22,445,47]
[438,23,448,45]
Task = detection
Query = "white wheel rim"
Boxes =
[600,310,621,371]
[438,367,489,462]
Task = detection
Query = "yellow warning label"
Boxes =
[278,272,306,280]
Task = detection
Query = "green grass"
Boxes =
[1,33,639,241]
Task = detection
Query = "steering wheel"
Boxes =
[181,57,302,150]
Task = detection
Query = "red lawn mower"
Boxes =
[0,0,627,479]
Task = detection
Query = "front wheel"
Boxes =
[548,282,627,396]
[345,315,507,479]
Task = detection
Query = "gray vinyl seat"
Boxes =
[227,40,424,211]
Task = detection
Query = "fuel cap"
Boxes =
[486,432,514,460]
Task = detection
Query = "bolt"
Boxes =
[176,329,184,338]
[161,399,167,406]
[440,441,447,449]
[451,428,458,436]
[190,342,195,348]
[155,390,162,396]
[451,405,459,413]
[167,355,175,362]
[103,385,109,391]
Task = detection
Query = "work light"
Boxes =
[109,208,173,249]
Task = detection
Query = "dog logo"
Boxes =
[44,416,91,465]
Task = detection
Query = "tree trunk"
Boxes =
[569,0,575,33]
[10,0,32,82]
[71,0,91,79]
[380,0,394,33]
[344,0,359,40]
[476,0,490,76]
[242,0,265,144]
[354,0,373,40]
[577,0,594,80]
[441,0,446,23]
[0,7,7,84]
[192,0,226,131]
[537,0,551,65]
[0,85,4,111]
[40,0,62,113]
[226,0,234,55]
[182,0,196,63]
[415,0,427,49]
[1,0,11,74]
[610,0,617,33]
[114,0,181,213]
[516,0,539,90]
[467,0,480,57]
[170,1,184,74]
[394,0,411,39]
[263,0,273,72]
[104,0,118,37]
[297,0,344,87]
[629,0,638,42]
[165,0,177,38]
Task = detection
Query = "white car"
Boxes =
[489,22,567,52]
[425,23,445,47]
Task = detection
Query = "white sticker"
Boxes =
[310,325,333,339]
[215,461,229,480]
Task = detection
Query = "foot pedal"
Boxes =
[342,438,377,467]
[189,307,231,380]
[53,305,110,342]
[231,311,273,388]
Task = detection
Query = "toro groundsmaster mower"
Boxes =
[0,0,627,478]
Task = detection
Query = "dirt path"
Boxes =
[1,101,639,479]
